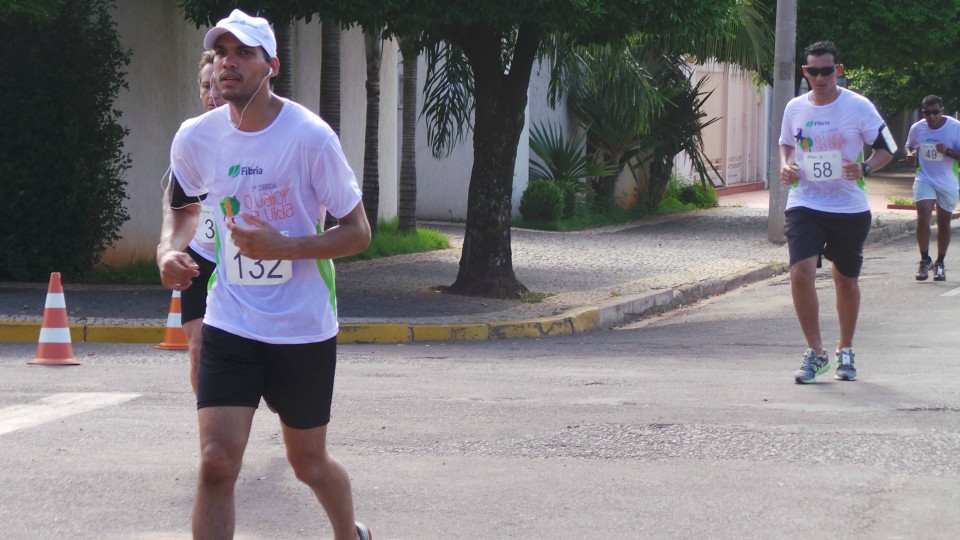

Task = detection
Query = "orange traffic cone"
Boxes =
[29,272,80,366]
[155,290,188,350]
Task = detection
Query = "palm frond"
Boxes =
[421,41,475,159]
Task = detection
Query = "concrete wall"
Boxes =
[105,1,397,263]
[414,58,572,221]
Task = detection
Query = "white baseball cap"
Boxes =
[203,9,277,59]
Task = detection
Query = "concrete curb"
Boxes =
[0,264,787,345]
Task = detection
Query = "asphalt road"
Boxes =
[0,233,957,540]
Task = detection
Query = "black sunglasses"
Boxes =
[803,65,838,77]
[923,109,942,117]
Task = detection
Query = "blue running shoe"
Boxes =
[356,522,373,540]
[834,347,857,381]
[794,348,829,384]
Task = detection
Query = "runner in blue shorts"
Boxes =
[778,40,895,384]
[157,10,373,540]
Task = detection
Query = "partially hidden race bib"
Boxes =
[194,205,217,244]
[802,150,843,182]
[919,143,943,162]
[224,228,293,286]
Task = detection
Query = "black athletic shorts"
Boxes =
[784,207,872,278]
[181,246,216,324]
[197,325,338,429]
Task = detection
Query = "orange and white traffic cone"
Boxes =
[29,272,80,366]
[155,290,188,350]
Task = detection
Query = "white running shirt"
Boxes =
[906,115,960,192]
[779,88,886,213]
[171,101,362,344]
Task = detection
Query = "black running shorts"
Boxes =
[784,207,872,278]
[180,246,216,324]
[197,325,338,429]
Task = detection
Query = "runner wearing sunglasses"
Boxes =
[778,40,896,384]
[904,95,960,281]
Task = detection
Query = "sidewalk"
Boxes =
[0,172,924,344]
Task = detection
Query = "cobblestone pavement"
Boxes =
[0,172,920,330]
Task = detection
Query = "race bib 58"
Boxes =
[802,150,843,182]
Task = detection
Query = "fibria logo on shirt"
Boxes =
[227,164,264,178]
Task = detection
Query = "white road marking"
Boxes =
[0,392,140,436]
[941,286,960,297]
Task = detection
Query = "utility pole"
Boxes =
[767,0,796,242]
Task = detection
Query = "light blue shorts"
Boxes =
[913,179,959,212]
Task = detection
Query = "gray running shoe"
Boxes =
[916,258,932,280]
[356,522,373,540]
[794,348,830,384]
[834,347,857,381]
[933,262,946,281]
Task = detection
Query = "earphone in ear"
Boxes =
[267,67,273,77]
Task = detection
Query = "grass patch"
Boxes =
[84,258,161,285]
[887,196,914,206]
[78,218,450,284]
[337,218,450,263]
[518,290,550,303]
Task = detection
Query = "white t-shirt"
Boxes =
[779,88,886,213]
[170,101,362,344]
[906,115,960,192]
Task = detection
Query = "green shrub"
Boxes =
[519,179,565,222]
[666,176,718,210]
[0,0,131,281]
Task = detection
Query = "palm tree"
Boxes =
[545,1,773,211]
[397,38,419,232]
[361,29,383,235]
[272,22,293,99]
[320,20,341,135]
[320,20,341,230]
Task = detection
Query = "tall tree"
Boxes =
[361,29,382,235]
[272,22,293,98]
[319,19,341,135]
[397,37,419,232]
[796,0,960,71]
[180,0,740,298]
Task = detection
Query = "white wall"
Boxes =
[105,2,397,263]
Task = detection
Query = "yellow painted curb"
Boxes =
[0,322,43,342]
[411,323,490,342]
[86,325,166,344]
[488,320,549,339]
[0,306,601,345]
[568,308,601,333]
[339,323,410,344]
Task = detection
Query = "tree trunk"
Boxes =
[320,20,341,135]
[397,39,418,232]
[445,24,541,298]
[361,31,382,236]
[273,23,293,99]
[321,20,341,230]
